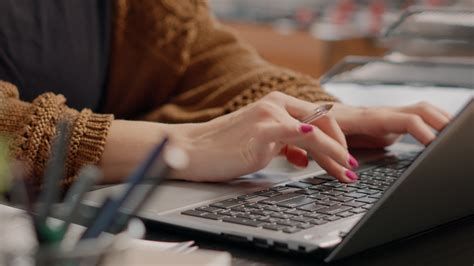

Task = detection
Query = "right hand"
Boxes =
[170,92,358,183]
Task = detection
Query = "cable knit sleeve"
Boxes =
[106,0,338,123]
[0,81,113,190]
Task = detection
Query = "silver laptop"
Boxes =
[84,99,474,262]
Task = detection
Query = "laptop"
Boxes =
[84,99,474,262]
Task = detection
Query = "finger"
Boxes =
[400,103,450,131]
[382,112,436,145]
[284,145,309,168]
[312,114,348,148]
[312,153,357,183]
[347,134,402,149]
[264,92,315,118]
[294,126,353,170]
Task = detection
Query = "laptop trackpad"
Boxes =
[84,180,271,214]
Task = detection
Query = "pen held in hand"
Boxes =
[301,104,333,124]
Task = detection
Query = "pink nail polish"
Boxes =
[345,170,358,181]
[300,124,313,133]
[348,154,359,169]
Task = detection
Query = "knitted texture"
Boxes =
[104,0,338,122]
[0,0,337,190]
[0,81,113,190]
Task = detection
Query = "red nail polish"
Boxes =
[348,154,359,169]
[345,170,358,181]
[300,124,313,133]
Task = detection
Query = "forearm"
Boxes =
[98,120,193,183]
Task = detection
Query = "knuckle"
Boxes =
[265,91,285,101]
[416,101,432,112]
[407,115,423,127]
[253,101,276,118]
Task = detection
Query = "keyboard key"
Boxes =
[298,203,327,212]
[182,210,208,217]
[283,227,302,233]
[300,177,328,185]
[337,211,354,218]
[284,209,307,216]
[286,182,312,189]
[357,189,380,195]
[295,189,316,195]
[230,206,251,212]
[196,206,222,213]
[369,193,383,199]
[289,216,313,224]
[302,212,327,219]
[316,198,339,206]
[334,186,357,193]
[277,196,317,208]
[250,209,274,216]
[356,197,378,204]
[244,203,263,209]
[317,205,352,215]
[237,193,260,200]
[260,192,301,204]
[236,213,261,220]
[275,219,293,227]
[343,201,365,208]
[308,193,328,200]
[295,223,313,230]
[350,208,366,214]
[270,213,294,219]
[211,199,244,209]
[321,190,344,197]
[329,196,353,203]
[222,217,264,227]
[262,223,288,231]
[263,205,287,212]
[201,213,227,220]
[257,216,279,223]
[271,186,291,192]
[323,215,342,222]
[362,204,374,210]
[344,192,367,199]
[309,219,327,225]
[256,190,282,197]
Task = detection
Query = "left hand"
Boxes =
[282,101,452,166]
[330,102,452,148]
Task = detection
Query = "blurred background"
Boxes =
[209,0,473,78]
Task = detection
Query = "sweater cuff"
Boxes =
[63,110,113,187]
[223,72,339,114]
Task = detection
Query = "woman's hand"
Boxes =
[171,92,358,183]
[329,102,452,148]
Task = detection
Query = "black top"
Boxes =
[0,0,111,111]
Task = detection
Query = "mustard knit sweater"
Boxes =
[0,0,337,189]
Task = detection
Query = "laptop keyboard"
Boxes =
[182,153,419,234]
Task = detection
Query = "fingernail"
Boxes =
[300,124,313,133]
[348,154,359,169]
[345,170,358,181]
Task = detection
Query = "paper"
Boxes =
[324,83,474,115]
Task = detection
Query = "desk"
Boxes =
[146,216,474,266]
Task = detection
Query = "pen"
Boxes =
[81,137,170,239]
[60,165,102,234]
[109,144,188,234]
[301,104,333,124]
[35,120,71,244]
